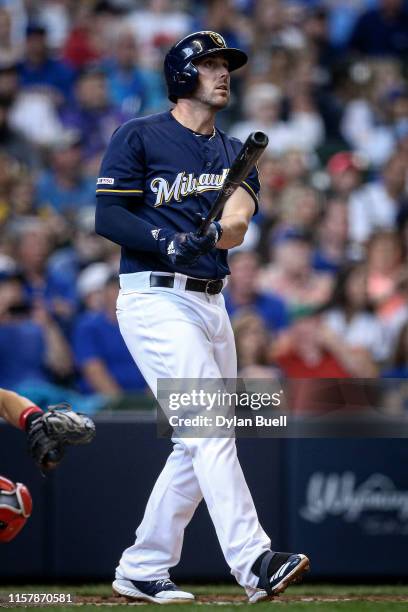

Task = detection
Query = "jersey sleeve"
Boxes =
[240,163,260,212]
[96,122,145,197]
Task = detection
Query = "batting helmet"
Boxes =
[164,31,248,103]
[0,476,32,543]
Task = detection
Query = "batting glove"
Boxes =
[157,223,222,266]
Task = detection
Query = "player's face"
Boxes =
[193,54,230,110]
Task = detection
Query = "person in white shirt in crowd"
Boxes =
[348,153,408,249]
[229,82,324,156]
[323,262,389,368]
[341,58,404,167]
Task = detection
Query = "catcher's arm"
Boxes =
[0,388,40,429]
[0,389,95,471]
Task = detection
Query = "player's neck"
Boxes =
[171,102,216,136]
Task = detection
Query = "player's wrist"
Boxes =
[19,406,43,431]
[211,221,223,243]
[154,228,173,255]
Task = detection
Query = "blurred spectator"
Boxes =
[0,272,72,388]
[17,23,75,101]
[77,262,112,312]
[382,321,408,377]
[0,7,22,64]
[323,263,388,366]
[312,198,349,274]
[259,229,333,316]
[2,53,65,148]
[9,174,36,218]
[224,251,289,333]
[273,310,364,378]
[124,0,193,68]
[0,150,20,225]
[341,59,404,166]
[233,311,279,378]
[326,151,364,199]
[348,152,408,247]
[277,184,321,234]
[253,0,305,55]
[282,149,310,185]
[47,206,119,288]
[348,0,408,58]
[37,0,71,51]
[0,94,38,168]
[204,0,251,48]
[35,131,95,215]
[13,219,77,324]
[102,27,165,117]
[366,230,407,340]
[63,4,105,69]
[10,89,65,147]
[73,274,146,396]
[366,230,405,304]
[59,68,124,167]
[303,6,338,71]
[230,82,324,155]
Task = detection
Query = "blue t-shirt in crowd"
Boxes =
[73,311,146,394]
[17,58,76,99]
[312,249,342,275]
[223,290,289,332]
[36,171,96,214]
[102,60,165,116]
[0,321,48,388]
[96,111,260,279]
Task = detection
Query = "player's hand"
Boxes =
[26,403,96,470]
[158,223,222,265]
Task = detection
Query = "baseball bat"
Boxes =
[198,131,269,236]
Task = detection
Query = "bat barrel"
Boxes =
[249,131,269,148]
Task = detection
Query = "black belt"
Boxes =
[150,273,224,295]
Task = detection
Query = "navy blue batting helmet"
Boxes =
[164,31,248,103]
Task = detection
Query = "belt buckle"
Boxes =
[205,279,221,295]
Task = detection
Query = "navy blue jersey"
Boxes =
[96,111,259,279]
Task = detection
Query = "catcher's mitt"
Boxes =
[27,403,95,470]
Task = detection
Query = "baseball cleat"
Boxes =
[249,552,310,603]
[112,577,195,604]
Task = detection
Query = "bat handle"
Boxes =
[198,218,211,237]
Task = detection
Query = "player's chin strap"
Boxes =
[259,551,276,595]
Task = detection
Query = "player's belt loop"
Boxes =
[173,272,186,290]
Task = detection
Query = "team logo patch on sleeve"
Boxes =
[97,177,115,185]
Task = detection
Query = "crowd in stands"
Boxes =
[0,0,407,412]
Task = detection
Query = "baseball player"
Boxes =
[96,31,309,603]
[0,388,95,542]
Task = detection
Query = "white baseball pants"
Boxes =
[115,272,271,592]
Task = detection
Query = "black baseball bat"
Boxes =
[198,131,269,236]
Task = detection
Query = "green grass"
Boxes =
[1,584,408,611]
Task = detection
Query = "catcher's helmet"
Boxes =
[0,476,32,543]
[164,31,247,103]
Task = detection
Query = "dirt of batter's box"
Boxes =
[74,594,408,605]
